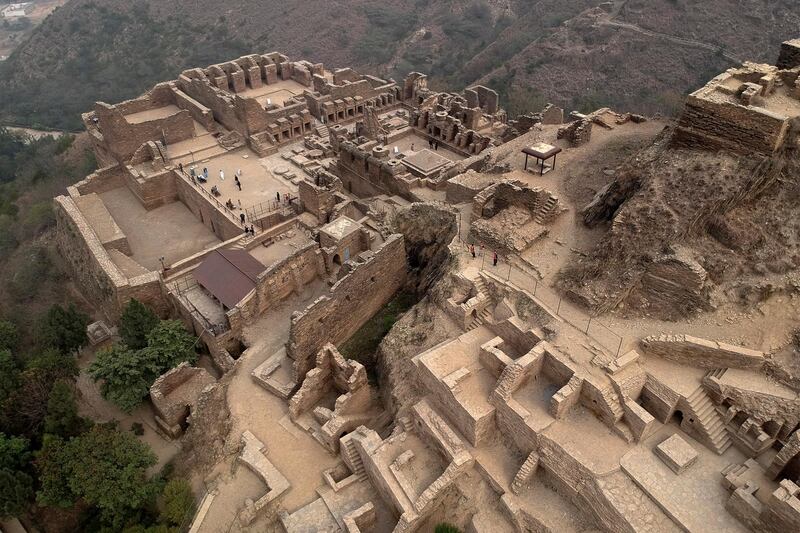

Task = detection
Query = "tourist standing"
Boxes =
[219,169,225,181]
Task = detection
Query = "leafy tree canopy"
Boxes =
[0,433,33,519]
[0,320,18,351]
[119,299,159,350]
[39,304,89,355]
[44,381,89,439]
[0,350,19,405]
[89,321,197,412]
[37,425,158,528]
[158,478,194,527]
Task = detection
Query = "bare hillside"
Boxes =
[0,0,798,129]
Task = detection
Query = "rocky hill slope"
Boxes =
[0,0,798,129]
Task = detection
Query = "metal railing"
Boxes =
[244,198,283,222]
[177,169,247,228]
[168,274,229,336]
[467,244,625,356]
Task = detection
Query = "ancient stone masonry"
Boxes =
[641,334,766,370]
[469,179,563,253]
[675,61,800,154]
[289,344,381,453]
[407,78,504,156]
[777,39,800,70]
[287,234,407,380]
[56,39,800,533]
[150,362,216,438]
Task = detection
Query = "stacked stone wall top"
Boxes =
[54,195,129,320]
[641,334,764,370]
[677,94,790,153]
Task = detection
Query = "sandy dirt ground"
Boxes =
[195,279,346,532]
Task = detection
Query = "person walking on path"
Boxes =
[276,191,281,201]
[240,213,246,225]
[179,162,184,174]
[493,251,498,267]
[470,245,476,258]
[203,167,208,179]
[219,169,225,181]
[235,176,242,191]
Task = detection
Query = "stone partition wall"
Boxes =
[641,334,765,370]
[124,167,179,210]
[174,172,243,241]
[91,98,195,163]
[336,141,419,199]
[286,234,407,379]
[778,39,800,69]
[70,164,128,197]
[172,87,215,131]
[253,242,325,316]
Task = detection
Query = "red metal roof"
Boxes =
[193,249,266,309]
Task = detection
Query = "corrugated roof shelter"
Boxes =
[194,249,266,309]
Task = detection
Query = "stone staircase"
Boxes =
[493,363,525,401]
[168,133,228,164]
[341,438,368,481]
[705,368,727,381]
[721,462,748,478]
[534,196,559,225]
[315,124,330,138]
[466,307,492,331]
[685,386,732,454]
[510,451,539,494]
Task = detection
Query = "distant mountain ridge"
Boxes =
[1,0,798,129]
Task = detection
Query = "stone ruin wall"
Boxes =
[641,334,765,370]
[173,171,244,241]
[676,92,791,154]
[69,164,128,197]
[179,70,244,135]
[53,195,169,321]
[287,234,407,379]
[123,167,179,211]
[472,180,560,222]
[248,241,326,319]
[91,82,196,162]
[298,175,343,223]
[777,40,800,69]
[337,142,419,199]
[172,87,215,132]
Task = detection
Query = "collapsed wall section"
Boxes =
[286,234,407,379]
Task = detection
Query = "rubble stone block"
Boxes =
[655,434,699,474]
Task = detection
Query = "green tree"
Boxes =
[435,523,462,533]
[119,299,159,350]
[0,468,33,519]
[38,425,158,528]
[1,349,79,437]
[142,320,197,372]
[89,321,196,412]
[0,433,33,519]
[0,350,19,405]
[89,345,150,413]
[159,479,194,527]
[44,381,88,438]
[35,435,75,508]
[0,320,18,351]
[40,304,89,355]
